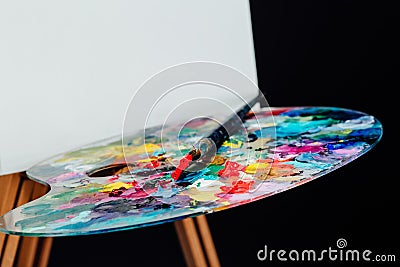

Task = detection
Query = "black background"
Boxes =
[49,1,398,266]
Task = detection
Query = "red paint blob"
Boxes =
[220,180,255,194]
[171,154,193,180]
[218,161,243,178]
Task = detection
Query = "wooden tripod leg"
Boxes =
[174,215,220,267]
[0,173,53,267]
[36,237,53,267]
[195,215,220,267]
[174,218,207,267]
[17,182,50,267]
[0,174,21,257]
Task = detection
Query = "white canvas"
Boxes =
[0,0,257,175]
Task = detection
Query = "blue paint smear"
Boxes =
[281,107,362,120]
[326,141,366,151]
[295,153,334,169]
[254,118,336,138]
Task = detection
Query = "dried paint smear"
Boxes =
[0,107,382,236]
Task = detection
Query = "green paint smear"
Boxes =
[21,204,52,216]
[50,184,101,201]
[308,129,353,139]
[16,204,95,230]
[204,164,224,175]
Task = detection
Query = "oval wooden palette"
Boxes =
[0,107,382,236]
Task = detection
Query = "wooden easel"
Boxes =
[0,174,52,267]
[0,173,220,267]
[174,216,220,267]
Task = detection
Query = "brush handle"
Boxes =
[207,97,258,148]
[183,97,258,174]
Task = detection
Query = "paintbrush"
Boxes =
[171,96,259,180]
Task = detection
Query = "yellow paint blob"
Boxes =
[222,140,243,148]
[56,145,123,163]
[244,163,269,174]
[211,156,226,165]
[182,188,220,202]
[137,156,163,163]
[124,143,161,156]
[100,182,133,193]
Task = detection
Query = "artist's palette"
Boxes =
[0,107,382,236]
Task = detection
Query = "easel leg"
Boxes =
[0,173,53,267]
[174,215,220,267]
[195,215,220,267]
